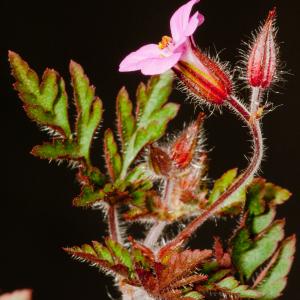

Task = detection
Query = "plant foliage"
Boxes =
[9,52,295,300]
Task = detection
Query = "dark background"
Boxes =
[0,0,299,299]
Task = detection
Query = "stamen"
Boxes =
[158,35,172,49]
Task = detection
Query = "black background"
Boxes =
[0,0,299,299]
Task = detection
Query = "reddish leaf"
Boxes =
[213,237,231,268]
[158,249,212,290]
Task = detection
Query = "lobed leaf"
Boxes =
[119,72,179,179]
[9,51,72,138]
[10,52,104,174]
[206,276,262,299]
[70,61,103,164]
[158,249,212,290]
[256,235,296,300]
[138,71,174,127]
[64,238,135,278]
[233,220,285,279]
[31,140,78,160]
[229,178,294,298]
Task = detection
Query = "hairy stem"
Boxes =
[163,179,176,208]
[250,87,262,115]
[144,221,168,248]
[108,205,122,243]
[158,97,264,255]
[144,178,177,248]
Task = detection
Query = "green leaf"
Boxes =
[204,276,262,299]
[92,241,114,264]
[136,82,147,119]
[10,52,104,177]
[9,51,72,138]
[256,236,296,300]
[232,285,262,298]
[214,277,262,298]
[119,72,179,179]
[264,183,291,205]
[116,87,136,150]
[70,60,103,164]
[207,269,231,283]
[207,168,246,214]
[182,291,204,299]
[64,239,136,279]
[104,129,122,181]
[217,276,239,290]
[252,207,276,235]
[81,244,97,256]
[229,178,294,299]
[247,179,267,216]
[138,71,174,127]
[125,163,148,184]
[233,220,285,280]
[208,169,238,205]
[129,105,178,160]
[105,238,133,271]
[72,186,105,207]
[64,244,113,272]
[31,140,78,160]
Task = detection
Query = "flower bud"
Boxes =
[173,40,232,105]
[170,112,205,169]
[247,8,277,89]
[148,145,172,177]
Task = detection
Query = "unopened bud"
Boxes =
[247,8,277,89]
[148,146,172,177]
[170,112,205,169]
[173,41,232,105]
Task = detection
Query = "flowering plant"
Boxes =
[7,1,295,299]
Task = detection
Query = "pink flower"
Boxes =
[119,1,233,105]
[119,0,204,75]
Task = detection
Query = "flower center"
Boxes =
[158,36,173,49]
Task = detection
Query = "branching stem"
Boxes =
[158,96,264,255]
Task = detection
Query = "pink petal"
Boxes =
[0,290,32,300]
[170,0,201,43]
[119,44,162,72]
[140,52,182,75]
[184,12,205,37]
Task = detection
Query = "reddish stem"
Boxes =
[108,205,121,242]
[158,97,263,257]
